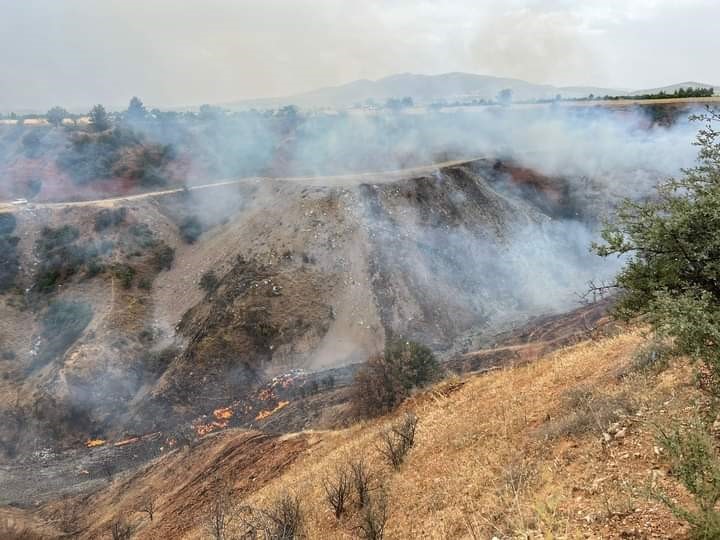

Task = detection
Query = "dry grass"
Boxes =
[24,327,703,539]
[213,328,697,539]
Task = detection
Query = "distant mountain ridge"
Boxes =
[224,72,718,110]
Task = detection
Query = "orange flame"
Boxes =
[85,438,106,448]
[213,407,233,421]
[255,400,289,421]
[114,437,140,447]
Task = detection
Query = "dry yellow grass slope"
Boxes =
[16,327,705,539]
[231,328,698,539]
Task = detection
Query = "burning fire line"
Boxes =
[255,400,289,421]
[83,431,160,449]
[193,406,236,436]
[84,438,106,448]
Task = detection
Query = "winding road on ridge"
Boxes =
[0,158,480,213]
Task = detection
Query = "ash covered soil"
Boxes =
[0,157,625,506]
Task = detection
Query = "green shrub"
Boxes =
[655,421,720,539]
[151,242,175,271]
[179,216,202,244]
[0,213,16,235]
[129,223,157,249]
[593,109,720,392]
[352,339,441,418]
[31,300,92,371]
[94,207,127,231]
[199,270,219,293]
[138,276,153,290]
[112,264,136,289]
[35,225,90,292]
[0,235,20,292]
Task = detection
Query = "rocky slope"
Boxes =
[0,158,618,455]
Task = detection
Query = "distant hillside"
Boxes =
[631,81,719,96]
[224,72,720,110]
[224,72,627,110]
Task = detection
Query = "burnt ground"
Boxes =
[0,299,611,507]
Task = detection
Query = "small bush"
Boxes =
[0,212,17,235]
[357,492,388,540]
[109,517,133,540]
[323,464,352,519]
[138,276,153,290]
[137,494,155,522]
[84,259,105,279]
[206,488,234,540]
[0,234,20,292]
[141,346,178,377]
[31,300,92,370]
[35,225,93,292]
[129,223,157,249]
[179,216,202,243]
[94,207,127,231]
[0,520,47,540]
[629,340,672,374]
[655,421,720,539]
[321,374,336,390]
[537,385,635,440]
[37,225,79,251]
[200,270,220,293]
[151,242,175,271]
[352,339,441,418]
[350,459,375,509]
[378,413,418,470]
[112,263,136,289]
[241,493,303,539]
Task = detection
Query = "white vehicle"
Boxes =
[11,198,28,205]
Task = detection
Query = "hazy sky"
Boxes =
[1,0,717,111]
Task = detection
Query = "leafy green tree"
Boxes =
[126,96,147,121]
[46,106,69,127]
[88,104,110,132]
[593,109,720,387]
[352,338,441,417]
[497,88,513,105]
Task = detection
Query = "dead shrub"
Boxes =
[0,520,47,540]
[206,488,234,540]
[356,491,388,540]
[536,385,635,440]
[350,459,375,509]
[137,494,155,522]
[322,464,351,519]
[240,493,303,539]
[57,495,81,534]
[378,413,418,470]
[109,517,133,540]
[618,339,672,378]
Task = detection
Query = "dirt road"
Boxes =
[0,158,479,213]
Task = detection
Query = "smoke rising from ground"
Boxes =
[0,102,708,463]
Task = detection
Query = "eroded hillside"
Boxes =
[0,158,623,460]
